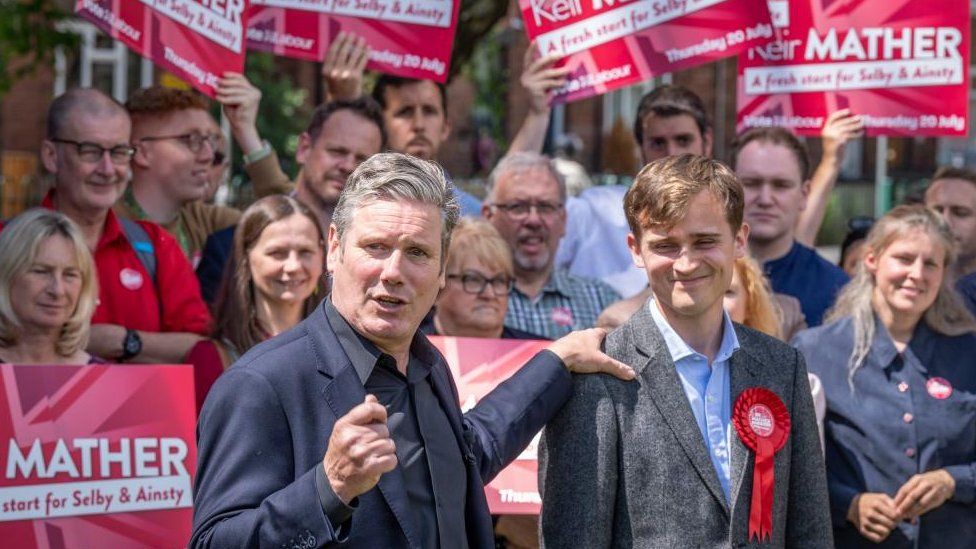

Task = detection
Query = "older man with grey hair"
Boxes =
[483,152,621,339]
[191,152,634,548]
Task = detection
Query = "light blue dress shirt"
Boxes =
[648,300,740,502]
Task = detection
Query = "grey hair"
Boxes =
[825,205,976,390]
[332,152,460,260]
[486,152,567,203]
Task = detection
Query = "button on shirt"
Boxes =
[325,301,468,549]
[649,300,740,501]
[505,268,621,340]
[793,316,976,548]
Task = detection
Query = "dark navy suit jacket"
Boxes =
[191,301,572,548]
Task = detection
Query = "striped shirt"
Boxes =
[505,268,621,340]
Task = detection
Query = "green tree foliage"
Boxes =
[0,0,78,96]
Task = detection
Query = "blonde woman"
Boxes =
[793,205,976,547]
[421,218,543,340]
[0,209,100,364]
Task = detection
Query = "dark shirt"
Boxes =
[793,316,976,548]
[325,300,468,549]
[956,272,976,317]
[764,241,849,327]
[196,225,235,306]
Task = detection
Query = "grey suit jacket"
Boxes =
[539,303,831,548]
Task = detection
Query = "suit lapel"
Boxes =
[728,335,762,516]
[310,312,423,549]
[630,306,730,517]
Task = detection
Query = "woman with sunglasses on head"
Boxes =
[0,209,102,365]
[420,218,543,340]
[793,205,976,547]
[186,196,326,410]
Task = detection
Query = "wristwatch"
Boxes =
[120,329,142,362]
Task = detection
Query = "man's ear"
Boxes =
[440,117,452,142]
[40,140,58,174]
[326,223,341,273]
[131,141,152,169]
[734,223,750,259]
[627,232,645,268]
[799,178,811,211]
[295,132,312,166]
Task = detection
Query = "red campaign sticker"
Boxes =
[926,377,953,400]
[551,306,574,327]
[119,268,144,291]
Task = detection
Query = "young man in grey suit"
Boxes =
[539,154,831,547]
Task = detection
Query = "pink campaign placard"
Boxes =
[0,364,197,548]
[247,0,459,82]
[737,0,971,136]
[75,0,250,97]
[519,0,773,103]
[427,336,550,514]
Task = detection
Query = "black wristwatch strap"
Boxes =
[120,329,142,362]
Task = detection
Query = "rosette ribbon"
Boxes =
[732,387,790,542]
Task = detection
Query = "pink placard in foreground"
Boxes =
[428,336,549,514]
[0,364,197,548]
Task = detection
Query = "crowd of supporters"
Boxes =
[0,36,974,548]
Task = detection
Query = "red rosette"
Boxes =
[732,387,791,543]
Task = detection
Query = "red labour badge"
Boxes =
[732,387,791,543]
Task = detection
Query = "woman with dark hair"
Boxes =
[0,209,100,364]
[793,205,976,547]
[186,196,325,409]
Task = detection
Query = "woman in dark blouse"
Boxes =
[0,209,102,365]
[793,205,976,548]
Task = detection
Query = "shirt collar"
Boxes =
[542,269,573,298]
[647,298,740,365]
[324,297,436,384]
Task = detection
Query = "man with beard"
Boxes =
[23,89,211,362]
[195,82,385,304]
[483,152,620,339]
[925,166,976,316]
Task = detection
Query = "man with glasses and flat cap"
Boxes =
[13,88,212,363]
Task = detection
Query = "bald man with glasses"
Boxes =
[18,88,212,364]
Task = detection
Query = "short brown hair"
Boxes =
[624,154,743,238]
[930,166,976,187]
[633,85,709,146]
[125,86,210,118]
[731,127,810,180]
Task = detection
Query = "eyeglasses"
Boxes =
[140,132,220,154]
[446,272,513,295]
[489,201,563,220]
[50,138,135,165]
